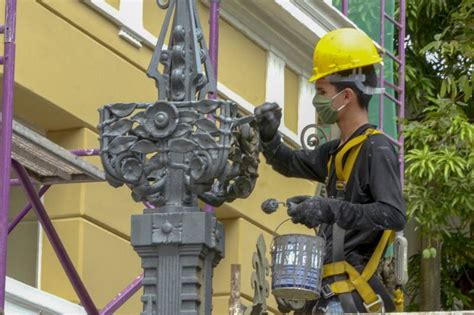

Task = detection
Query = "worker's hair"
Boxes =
[332,65,378,110]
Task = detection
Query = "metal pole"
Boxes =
[0,0,17,309]
[99,274,143,315]
[204,0,220,213]
[229,264,242,315]
[10,178,35,186]
[8,185,51,234]
[209,0,220,83]
[379,0,385,131]
[398,0,406,185]
[341,0,349,16]
[12,160,98,315]
[70,148,100,156]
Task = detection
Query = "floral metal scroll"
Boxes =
[98,100,259,208]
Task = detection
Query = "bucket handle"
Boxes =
[273,218,320,236]
[274,218,293,235]
[270,219,322,254]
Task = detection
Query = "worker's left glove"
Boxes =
[286,195,339,228]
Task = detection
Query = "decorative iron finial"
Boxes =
[98,0,259,209]
[147,0,216,101]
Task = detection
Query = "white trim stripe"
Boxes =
[5,277,86,315]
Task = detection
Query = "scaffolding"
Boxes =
[0,0,406,313]
[341,0,406,184]
[0,0,222,313]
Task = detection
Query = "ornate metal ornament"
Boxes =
[300,123,329,152]
[99,100,259,208]
[147,0,216,101]
[244,235,270,315]
[98,0,259,209]
[97,1,259,314]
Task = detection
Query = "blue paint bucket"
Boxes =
[271,232,326,300]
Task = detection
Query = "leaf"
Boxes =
[440,80,446,97]
[179,110,200,123]
[108,103,137,118]
[131,112,146,124]
[108,136,138,154]
[103,119,133,136]
[193,133,217,149]
[168,138,197,153]
[195,118,219,135]
[131,140,159,154]
[195,100,219,114]
[173,123,193,137]
[131,126,149,138]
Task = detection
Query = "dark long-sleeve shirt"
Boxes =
[262,124,406,266]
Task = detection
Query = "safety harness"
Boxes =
[321,128,404,313]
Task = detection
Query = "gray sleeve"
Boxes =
[260,133,332,183]
[331,136,406,231]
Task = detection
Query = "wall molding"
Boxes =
[5,277,86,315]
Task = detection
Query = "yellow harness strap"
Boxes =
[322,230,395,312]
[327,128,382,184]
[394,288,405,312]
[323,128,398,312]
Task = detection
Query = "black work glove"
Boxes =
[254,102,282,142]
[286,195,339,228]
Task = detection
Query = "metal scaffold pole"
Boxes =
[341,0,406,183]
[0,0,17,310]
[204,0,220,213]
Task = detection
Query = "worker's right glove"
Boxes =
[286,195,339,228]
[254,102,282,142]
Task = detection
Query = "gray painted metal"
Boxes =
[132,211,224,314]
[98,100,258,208]
[244,235,270,315]
[98,0,259,314]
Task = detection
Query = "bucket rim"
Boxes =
[273,233,324,239]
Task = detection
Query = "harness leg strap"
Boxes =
[332,224,358,312]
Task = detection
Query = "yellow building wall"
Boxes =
[6,187,39,287]
[284,67,300,134]
[105,0,120,10]
[4,0,317,314]
[143,0,168,38]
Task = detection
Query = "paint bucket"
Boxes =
[271,220,326,300]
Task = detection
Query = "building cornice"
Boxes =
[200,0,357,77]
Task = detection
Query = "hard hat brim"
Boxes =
[308,57,383,83]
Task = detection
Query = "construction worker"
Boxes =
[255,28,406,313]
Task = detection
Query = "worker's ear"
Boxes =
[343,88,357,104]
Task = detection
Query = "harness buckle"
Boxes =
[321,284,335,299]
[363,294,385,313]
[335,180,346,192]
[335,181,346,200]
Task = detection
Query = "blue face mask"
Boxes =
[312,90,348,125]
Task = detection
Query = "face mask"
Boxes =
[312,90,348,125]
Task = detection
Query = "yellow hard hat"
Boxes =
[309,28,382,82]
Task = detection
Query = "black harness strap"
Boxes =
[332,223,359,313]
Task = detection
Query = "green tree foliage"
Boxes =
[403,0,473,310]
[404,0,473,119]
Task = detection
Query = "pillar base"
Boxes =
[131,211,224,315]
